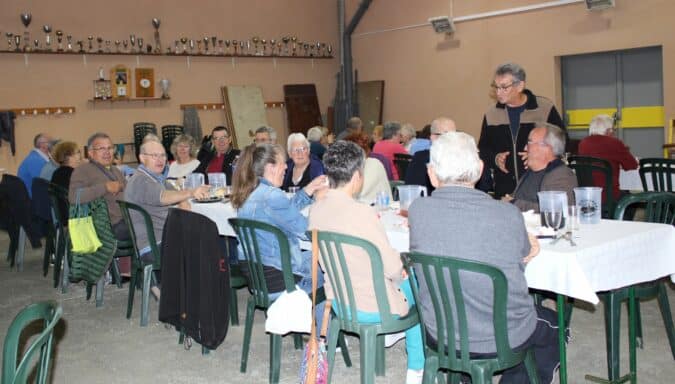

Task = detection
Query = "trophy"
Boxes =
[106,40,111,53]
[66,34,72,51]
[196,39,202,54]
[97,36,103,52]
[123,40,128,52]
[129,34,136,52]
[291,36,298,56]
[203,37,209,54]
[159,78,170,99]
[152,18,161,54]
[269,39,276,56]
[87,36,94,52]
[244,40,249,55]
[21,13,32,52]
[55,30,63,51]
[137,37,143,53]
[261,39,267,55]
[33,39,39,51]
[6,32,13,51]
[327,44,333,57]
[174,40,179,54]
[211,36,217,53]
[224,39,231,55]
[14,35,21,52]
[282,36,290,55]
[252,36,260,55]
[218,39,223,55]
[77,40,83,53]
[180,37,187,53]
[114,40,120,53]
[232,39,238,55]
[43,25,52,51]
[188,39,194,54]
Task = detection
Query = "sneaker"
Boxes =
[406,369,424,384]
[384,331,406,348]
[150,286,161,300]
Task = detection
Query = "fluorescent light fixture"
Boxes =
[585,0,615,11]
[429,16,455,34]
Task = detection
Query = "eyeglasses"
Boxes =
[91,146,114,152]
[491,81,520,92]
[290,147,308,154]
[213,136,230,142]
[142,152,167,159]
[430,132,443,137]
[526,139,548,147]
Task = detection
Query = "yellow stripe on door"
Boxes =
[566,106,664,130]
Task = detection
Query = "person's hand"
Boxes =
[523,233,540,264]
[501,194,514,203]
[190,185,211,200]
[495,151,510,173]
[105,181,123,194]
[177,200,192,210]
[519,151,529,169]
[304,175,328,196]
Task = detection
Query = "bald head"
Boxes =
[430,117,456,141]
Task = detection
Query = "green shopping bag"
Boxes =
[68,190,102,253]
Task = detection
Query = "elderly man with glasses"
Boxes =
[195,126,240,185]
[478,62,565,198]
[504,123,577,212]
[69,132,130,241]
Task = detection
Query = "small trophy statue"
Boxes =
[159,78,170,99]
[152,18,161,54]
[56,30,63,51]
[20,12,32,52]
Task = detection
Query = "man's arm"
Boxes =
[478,115,496,170]
[159,185,210,206]
[68,166,108,204]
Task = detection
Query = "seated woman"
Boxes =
[281,133,324,192]
[344,132,392,204]
[231,143,327,302]
[50,141,82,223]
[167,134,201,179]
[308,141,424,384]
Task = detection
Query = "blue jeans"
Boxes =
[336,279,424,370]
[269,271,326,335]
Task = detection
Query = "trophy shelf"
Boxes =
[0,49,333,60]
[88,97,170,106]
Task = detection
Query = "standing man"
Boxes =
[196,126,241,185]
[18,133,52,196]
[69,132,129,241]
[405,117,456,192]
[478,63,564,198]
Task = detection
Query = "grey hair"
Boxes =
[139,139,164,155]
[287,132,310,153]
[589,114,614,136]
[33,133,48,148]
[323,141,365,188]
[400,123,416,139]
[255,125,277,141]
[429,132,482,186]
[142,133,161,144]
[87,132,111,148]
[170,134,196,159]
[382,121,401,140]
[307,126,324,142]
[537,122,566,156]
[430,117,456,135]
[495,62,526,83]
[346,117,363,130]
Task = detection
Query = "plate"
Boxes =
[194,196,222,204]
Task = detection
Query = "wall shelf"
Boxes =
[4,106,76,117]
[88,97,169,106]
[0,49,333,60]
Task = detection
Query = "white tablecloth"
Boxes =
[381,214,675,305]
[189,199,237,237]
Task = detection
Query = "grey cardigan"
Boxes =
[408,186,537,353]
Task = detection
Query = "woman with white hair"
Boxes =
[307,126,327,159]
[282,132,325,191]
[408,132,559,384]
[578,114,637,201]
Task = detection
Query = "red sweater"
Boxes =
[577,135,638,200]
[372,140,407,180]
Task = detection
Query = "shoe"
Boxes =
[150,286,161,300]
[384,331,405,348]
[406,369,424,384]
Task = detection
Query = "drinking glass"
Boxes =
[184,173,204,190]
[567,205,580,232]
[288,186,300,195]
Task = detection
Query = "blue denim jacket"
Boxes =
[236,178,313,278]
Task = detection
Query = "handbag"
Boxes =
[265,287,312,335]
[298,229,331,384]
[68,189,102,253]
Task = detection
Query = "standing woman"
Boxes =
[282,133,324,191]
[231,143,327,307]
[168,134,200,178]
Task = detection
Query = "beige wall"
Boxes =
[0,0,339,173]
[348,0,675,138]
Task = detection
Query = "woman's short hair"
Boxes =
[170,134,196,159]
[589,114,614,136]
[323,141,365,188]
[287,133,309,154]
[429,132,482,186]
[52,141,79,165]
[307,126,324,142]
[344,132,371,155]
[400,123,416,139]
[382,121,401,140]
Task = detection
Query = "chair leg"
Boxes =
[53,230,63,288]
[634,300,643,348]
[140,264,153,326]
[111,258,123,289]
[422,356,440,384]
[269,334,282,384]
[95,277,105,307]
[338,332,352,367]
[360,328,377,384]
[655,283,675,359]
[375,334,385,376]
[86,283,93,300]
[524,350,541,384]
[240,298,255,373]
[60,249,69,294]
[293,334,303,350]
[327,319,340,384]
[229,287,239,326]
[127,267,137,319]
[603,292,622,381]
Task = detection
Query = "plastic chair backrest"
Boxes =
[393,153,413,181]
[403,252,525,372]
[639,158,675,192]
[2,301,62,384]
[228,218,296,308]
[614,191,675,225]
[46,183,68,227]
[116,200,161,269]
[31,178,53,223]
[133,122,157,160]
[161,125,184,161]
[568,155,615,218]
[310,230,399,332]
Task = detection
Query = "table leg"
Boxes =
[628,287,636,384]
[17,227,26,272]
[557,294,567,384]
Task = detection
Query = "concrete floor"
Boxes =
[1,232,674,384]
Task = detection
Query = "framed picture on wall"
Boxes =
[111,65,131,98]
[135,68,155,98]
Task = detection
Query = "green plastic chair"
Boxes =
[394,153,413,181]
[219,236,248,326]
[596,192,675,382]
[311,230,418,384]
[46,184,69,289]
[117,200,161,327]
[2,301,62,384]
[403,252,540,384]
[638,158,674,192]
[389,180,404,201]
[568,155,615,218]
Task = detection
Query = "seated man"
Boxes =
[69,133,130,241]
[408,132,559,383]
[506,123,577,211]
[124,140,209,261]
[18,133,52,197]
[578,114,638,201]
[253,125,277,145]
[405,117,456,192]
[195,126,240,185]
